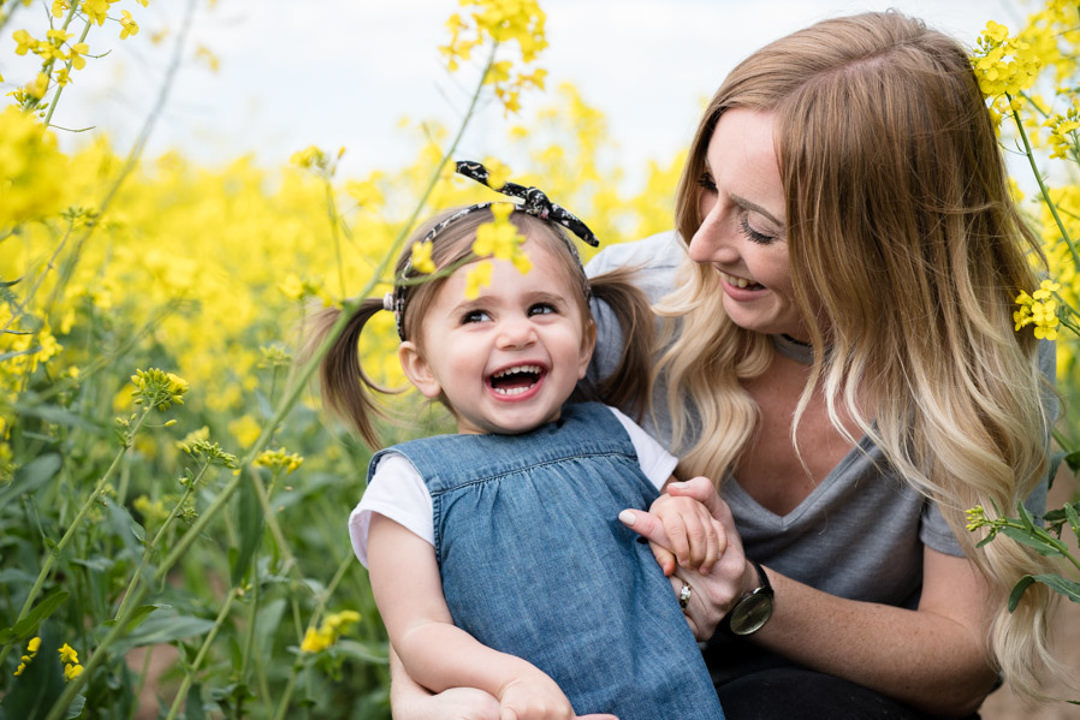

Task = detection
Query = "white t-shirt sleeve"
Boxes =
[347,452,433,568]
[606,406,678,491]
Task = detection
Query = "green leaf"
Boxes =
[1064,449,1080,473]
[1064,502,1080,539]
[185,682,206,720]
[1008,573,1080,611]
[1007,575,1036,611]
[12,402,103,432]
[253,598,286,658]
[112,608,216,653]
[0,588,70,644]
[998,525,1065,558]
[334,639,389,664]
[230,471,264,587]
[1016,500,1037,532]
[1028,574,1080,604]
[0,453,61,507]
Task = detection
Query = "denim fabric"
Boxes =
[372,402,724,719]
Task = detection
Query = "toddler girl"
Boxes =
[312,162,725,720]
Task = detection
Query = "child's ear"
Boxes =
[577,318,597,380]
[399,341,442,399]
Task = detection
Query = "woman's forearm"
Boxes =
[753,567,998,717]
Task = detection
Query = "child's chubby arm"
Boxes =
[367,512,585,720]
[621,476,727,577]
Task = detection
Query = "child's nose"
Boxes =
[495,316,537,349]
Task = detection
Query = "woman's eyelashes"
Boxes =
[738,215,777,244]
[697,172,717,192]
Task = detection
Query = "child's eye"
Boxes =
[462,309,491,324]
[528,302,557,316]
[696,172,717,192]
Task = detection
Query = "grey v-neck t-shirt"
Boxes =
[585,231,1055,608]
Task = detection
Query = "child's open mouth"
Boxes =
[488,364,544,397]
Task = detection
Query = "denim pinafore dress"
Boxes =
[372,402,724,719]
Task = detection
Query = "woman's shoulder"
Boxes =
[586,231,686,303]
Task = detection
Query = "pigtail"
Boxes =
[299,298,402,450]
[586,267,656,421]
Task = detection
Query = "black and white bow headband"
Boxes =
[385,160,599,340]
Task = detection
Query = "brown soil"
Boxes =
[981,468,1080,720]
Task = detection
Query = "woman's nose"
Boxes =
[687,204,738,265]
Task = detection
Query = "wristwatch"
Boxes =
[721,560,774,636]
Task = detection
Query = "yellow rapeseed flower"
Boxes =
[228,414,262,447]
[58,642,79,664]
[465,260,493,299]
[409,240,436,274]
[119,9,139,39]
[130,368,189,412]
[253,447,304,475]
[1014,280,1062,340]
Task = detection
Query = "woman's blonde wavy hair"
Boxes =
[658,10,1062,697]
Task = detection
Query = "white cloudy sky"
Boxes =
[6,0,1020,186]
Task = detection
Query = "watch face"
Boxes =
[730,591,773,636]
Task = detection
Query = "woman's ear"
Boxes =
[577,318,597,380]
[399,341,442,399]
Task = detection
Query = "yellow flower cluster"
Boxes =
[12,636,41,677]
[11,637,84,680]
[964,505,988,532]
[7,0,149,108]
[299,610,361,654]
[253,447,304,475]
[440,0,548,114]
[1043,103,1080,159]
[130,368,189,412]
[58,642,84,681]
[972,20,1041,121]
[467,201,531,298]
[1014,280,1062,340]
[0,106,68,229]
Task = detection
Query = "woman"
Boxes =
[391,11,1061,719]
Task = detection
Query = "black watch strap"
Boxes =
[721,560,774,637]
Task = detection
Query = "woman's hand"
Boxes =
[620,477,754,640]
[646,479,727,575]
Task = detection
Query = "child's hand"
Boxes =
[497,666,576,720]
[647,477,727,576]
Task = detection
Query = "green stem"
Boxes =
[1010,101,1080,266]
[115,460,208,620]
[42,13,89,129]
[249,469,299,579]
[323,177,347,298]
[164,589,239,720]
[0,405,152,668]
[271,552,355,720]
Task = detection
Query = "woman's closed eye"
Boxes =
[696,172,717,193]
[738,215,777,245]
